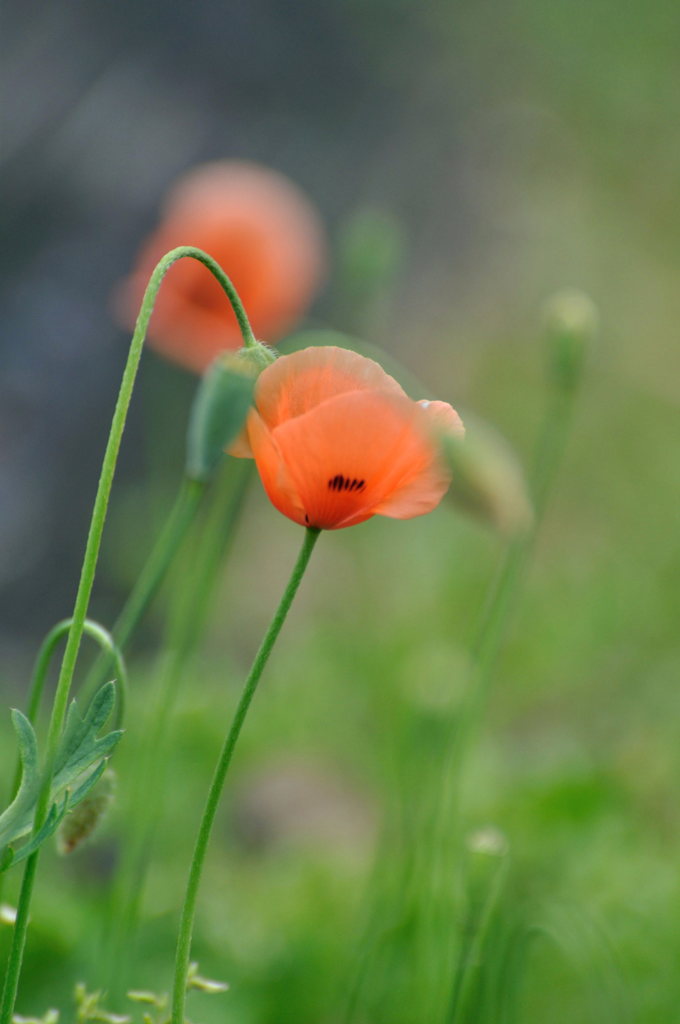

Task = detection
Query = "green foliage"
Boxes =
[185,356,255,482]
[127,963,228,1024]
[0,684,122,872]
[74,984,129,1024]
[11,1010,60,1024]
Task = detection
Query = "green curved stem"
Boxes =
[12,618,127,798]
[79,475,206,706]
[111,477,205,653]
[105,460,252,1000]
[171,526,320,1024]
[0,246,255,1024]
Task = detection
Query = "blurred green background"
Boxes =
[1,1,679,1021]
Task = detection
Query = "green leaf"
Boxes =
[0,711,43,853]
[52,682,122,789]
[0,684,122,872]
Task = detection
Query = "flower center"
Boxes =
[327,474,366,493]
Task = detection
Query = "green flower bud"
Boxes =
[0,903,16,926]
[185,345,277,482]
[443,417,532,536]
[57,769,116,855]
[543,288,598,391]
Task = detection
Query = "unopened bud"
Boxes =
[186,346,276,481]
[1,904,17,926]
[57,769,116,855]
[467,825,509,858]
[543,288,598,391]
[443,417,532,536]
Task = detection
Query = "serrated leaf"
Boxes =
[0,684,122,871]
[4,796,68,868]
[52,682,119,786]
[0,711,42,851]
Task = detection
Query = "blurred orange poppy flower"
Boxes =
[117,161,325,373]
[234,346,463,530]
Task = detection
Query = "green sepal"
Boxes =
[186,355,256,481]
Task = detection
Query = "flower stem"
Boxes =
[170,526,321,1024]
[79,475,206,704]
[112,476,206,655]
[461,382,578,743]
[424,378,583,1021]
[104,460,252,1000]
[0,246,254,1023]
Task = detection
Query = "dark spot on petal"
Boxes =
[327,474,366,493]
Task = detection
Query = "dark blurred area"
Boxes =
[1,0,479,649]
[2,0,680,649]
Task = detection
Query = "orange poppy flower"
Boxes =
[116,161,325,373]
[234,346,464,530]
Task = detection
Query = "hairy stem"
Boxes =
[171,527,320,1023]
[0,246,254,1022]
[105,461,252,999]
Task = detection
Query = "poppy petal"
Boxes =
[254,346,406,431]
[372,459,451,519]
[266,390,436,529]
[374,399,463,519]
[246,410,306,525]
[116,161,325,374]
[418,399,465,438]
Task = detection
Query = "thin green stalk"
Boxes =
[429,382,581,1023]
[0,246,255,1023]
[110,476,206,654]
[104,460,252,1000]
[80,475,206,704]
[458,382,578,754]
[342,381,581,1024]
[171,526,321,1024]
[446,855,509,1023]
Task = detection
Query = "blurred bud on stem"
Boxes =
[442,418,533,537]
[467,824,509,858]
[57,769,116,855]
[186,344,276,481]
[543,288,599,392]
[0,904,16,926]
